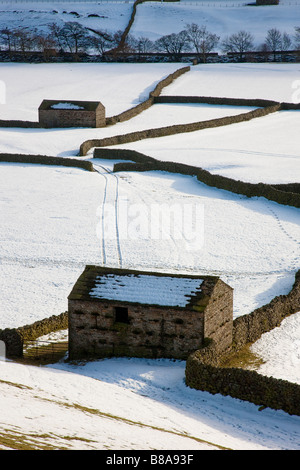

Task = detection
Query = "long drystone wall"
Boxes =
[154,96,281,107]
[233,271,300,350]
[80,102,280,156]
[185,349,300,416]
[105,66,190,125]
[92,148,300,209]
[185,270,300,416]
[0,153,94,172]
[0,120,40,128]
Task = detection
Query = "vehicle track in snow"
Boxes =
[93,162,123,269]
[109,169,191,270]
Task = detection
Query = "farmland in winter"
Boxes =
[0,0,300,451]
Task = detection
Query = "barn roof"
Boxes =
[39,99,104,111]
[68,265,223,309]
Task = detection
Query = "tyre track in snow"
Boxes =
[110,170,188,269]
[93,163,299,279]
[93,162,122,268]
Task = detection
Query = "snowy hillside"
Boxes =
[0,0,299,452]
[0,0,299,47]
[1,354,300,451]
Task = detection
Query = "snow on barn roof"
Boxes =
[68,266,222,309]
[89,274,204,307]
[39,100,104,111]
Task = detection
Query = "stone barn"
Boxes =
[68,266,233,360]
[38,99,106,128]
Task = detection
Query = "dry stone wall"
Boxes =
[80,102,281,156]
[105,66,190,125]
[0,153,94,172]
[233,271,300,350]
[0,312,68,359]
[91,148,300,209]
[185,350,300,417]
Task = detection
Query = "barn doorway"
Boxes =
[114,306,129,324]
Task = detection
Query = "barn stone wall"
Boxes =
[69,301,205,360]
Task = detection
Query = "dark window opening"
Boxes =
[114,306,129,324]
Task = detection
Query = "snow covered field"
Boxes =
[0,3,299,451]
[0,1,132,37]
[0,0,299,48]
[1,157,299,328]
[131,0,300,44]
[1,62,300,183]
[0,62,181,121]
[1,354,300,451]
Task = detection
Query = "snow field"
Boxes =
[0,356,300,450]
[1,162,299,329]
[0,163,102,328]
[0,2,132,38]
[0,58,299,449]
[0,63,181,121]
[115,109,300,184]
[131,1,300,43]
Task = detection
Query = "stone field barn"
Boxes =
[68,266,233,360]
[39,100,106,128]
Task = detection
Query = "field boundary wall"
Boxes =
[79,101,281,155]
[105,66,190,125]
[0,153,94,172]
[92,148,300,209]
[185,270,300,416]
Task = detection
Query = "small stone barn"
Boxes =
[68,266,233,360]
[38,99,106,128]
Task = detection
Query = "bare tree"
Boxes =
[265,28,282,61]
[60,22,90,55]
[0,27,14,51]
[12,27,37,55]
[222,30,254,61]
[155,30,190,61]
[185,23,219,63]
[48,23,66,52]
[110,30,137,54]
[282,32,292,51]
[88,30,114,56]
[135,36,154,55]
[34,32,57,60]
[294,26,300,50]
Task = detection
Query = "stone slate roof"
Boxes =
[68,265,223,310]
[39,99,104,111]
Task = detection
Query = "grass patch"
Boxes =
[21,341,69,365]
[220,344,265,370]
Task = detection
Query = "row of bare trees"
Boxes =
[154,26,300,61]
[0,22,300,62]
